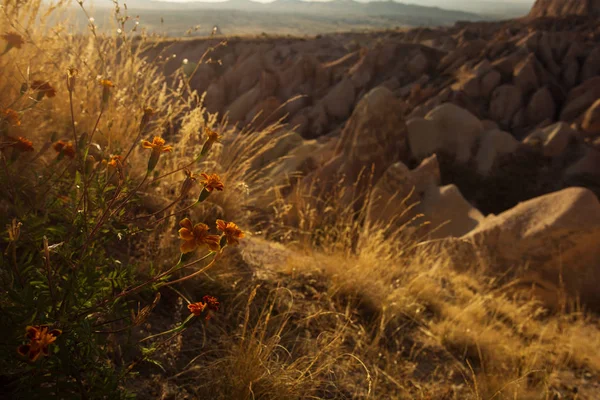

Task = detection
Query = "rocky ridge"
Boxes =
[529,0,600,18]
[149,8,600,309]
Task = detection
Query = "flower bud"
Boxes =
[67,67,78,92]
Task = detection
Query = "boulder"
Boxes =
[407,103,484,163]
[454,75,480,98]
[366,155,441,230]
[226,86,262,122]
[538,32,561,76]
[409,154,441,194]
[339,86,408,182]
[473,59,492,77]
[307,104,330,139]
[480,69,502,98]
[581,47,600,82]
[526,87,556,126]
[349,49,377,88]
[513,54,540,95]
[565,147,600,180]
[250,131,304,172]
[254,139,325,206]
[415,184,484,239]
[321,78,355,120]
[224,53,264,96]
[407,50,429,77]
[366,161,415,229]
[560,77,600,121]
[512,108,526,130]
[523,122,578,157]
[475,129,519,175]
[561,59,579,89]
[204,80,227,113]
[481,120,500,132]
[492,54,524,77]
[245,96,283,126]
[582,99,600,136]
[490,85,524,127]
[462,188,600,309]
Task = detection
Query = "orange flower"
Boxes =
[10,136,34,152]
[216,219,245,246]
[200,127,222,156]
[53,140,76,159]
[188,302,207,316]
[100,79,114,105]
[178,218,221,253]
[1,108,21,126]
[67,67,78,91]
[200,173,224,192]
[142,136,173,171]
[17,325,62,362]
[188,296,219,320]
[142,136,173,153]
[202,295,220,312]
[107,154,124,168]
[31,80,57,99]
[1,31,25,50]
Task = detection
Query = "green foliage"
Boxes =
[0,2,243,397]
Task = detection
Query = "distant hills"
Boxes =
[116,0,484,22]
[81,0,493,36]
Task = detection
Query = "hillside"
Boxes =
[3,0,600,399]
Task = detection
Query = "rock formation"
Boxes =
[529,0,600,18]
[148,0,600,307]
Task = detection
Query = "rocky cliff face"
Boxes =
[529,0,600,18]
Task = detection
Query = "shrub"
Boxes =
[0,2,245,397]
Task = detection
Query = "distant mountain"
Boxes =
[118,0,485,22]
[79,0,492,37]
[405,0,533,18]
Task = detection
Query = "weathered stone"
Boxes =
[582,99,600,136]
[475,129,519,175]
[526,87,556,126]
[407,50,429,77]
[490,85,524,127]
[523,122,578,157]
[340,86,408,182]
[407,103,483,163]
[415,184,484,239]
[581,47,600,82]
[565,147,600,180]
[463,188,600,309]
[561,60,580,89]
[226,86,262,122]
[321,78,355,120]
[366,154,441,231]
[480,69,502,98]
[561,77,600,121]
[513,54,540,95]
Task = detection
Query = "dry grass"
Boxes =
[2,2,600,399]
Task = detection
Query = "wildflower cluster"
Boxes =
[17,326,62,362]
[188,295,220,320]
[0,4,244,397]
